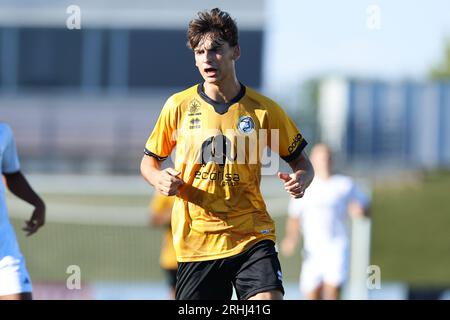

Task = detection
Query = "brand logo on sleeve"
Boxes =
[288,134,303,154]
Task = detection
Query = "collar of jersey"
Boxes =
[197,82,246,115]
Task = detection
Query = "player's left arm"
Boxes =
[278,150,314,199]
[266,100,314,198]
[348,182,371,218]
[4,172,46,236]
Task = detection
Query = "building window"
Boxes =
[18,28,82,88]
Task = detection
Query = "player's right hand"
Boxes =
[156,168,184,196]
[23,202,46,236]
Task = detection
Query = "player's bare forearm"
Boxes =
[140,155,163,187]
[279,151,314,198]
[288,151,314,190]
[140,155,183,196]
[4,171,46,235]
[4,172,45,209]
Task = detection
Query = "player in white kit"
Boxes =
[0,123,46,300]
[281,144,370,300]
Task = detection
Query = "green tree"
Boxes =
[429,40,450,80]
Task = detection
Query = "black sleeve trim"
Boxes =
[144,148,168,161]
[2,170,20,176]
[281,139,308,163]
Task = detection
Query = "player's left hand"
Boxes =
[278,171,306,199]
[23,203,46,236]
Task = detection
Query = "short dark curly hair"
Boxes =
[187,8,239,50]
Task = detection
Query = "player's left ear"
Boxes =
[232,45,241,61]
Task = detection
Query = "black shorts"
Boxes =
[175,240,284,300]
[164,268,177,289]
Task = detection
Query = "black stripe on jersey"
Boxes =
[197,82,246,115]
[144,148,168,161]
[281,139,308,163]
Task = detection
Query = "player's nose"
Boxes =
[204,50,215,63]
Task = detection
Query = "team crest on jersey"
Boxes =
[188,99,201,116]
[237,116,255,135]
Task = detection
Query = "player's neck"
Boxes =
[203,77,241,104]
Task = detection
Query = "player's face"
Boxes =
[194,35,240,84]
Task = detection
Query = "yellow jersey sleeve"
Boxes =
[266,102,307,163]
[150,193,175,216]
[149,193,177,269]
[144,96,178,160]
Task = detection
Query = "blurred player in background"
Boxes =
[141,8,314,300]
[281,144,370,300]
[0,122,46,300]
[148,192,177,299]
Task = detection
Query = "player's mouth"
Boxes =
[204,67,218,77]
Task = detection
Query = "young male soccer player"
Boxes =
[0,122,46,300]
[140,8,314,300]
[281,144,370,300]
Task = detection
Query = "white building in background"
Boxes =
[318,77,450,170]
[0,0,265,173]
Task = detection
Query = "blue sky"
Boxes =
[263,0,450,95]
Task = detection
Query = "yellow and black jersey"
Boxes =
[150,193,177,270]
[145,83,307,262]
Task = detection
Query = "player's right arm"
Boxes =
[141,95,183,196]
[140,156,183,196]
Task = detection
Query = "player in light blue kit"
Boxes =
[0,122,46,300]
